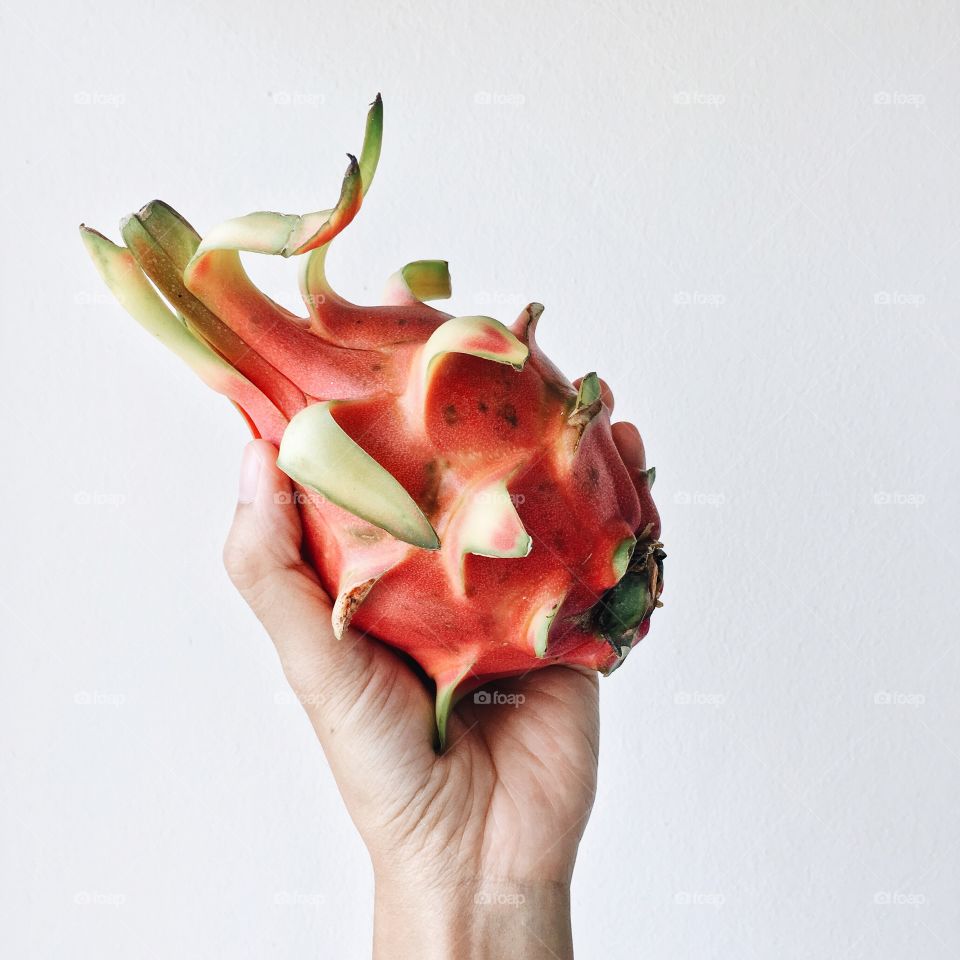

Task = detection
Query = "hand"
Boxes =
[223,416,646,959]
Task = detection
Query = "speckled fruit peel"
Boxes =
[81,95,665,747]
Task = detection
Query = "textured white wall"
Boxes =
[2,0,958,956]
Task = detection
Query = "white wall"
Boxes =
[2,1,958,956]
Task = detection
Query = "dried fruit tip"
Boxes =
[594,538,666,659]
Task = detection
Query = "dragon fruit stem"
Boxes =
[119,206,307,421]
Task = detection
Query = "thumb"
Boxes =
[222,441,434,759]
[222,440,374,719]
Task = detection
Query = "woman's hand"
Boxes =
[223,417,645,959]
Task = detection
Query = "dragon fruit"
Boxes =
[81,95,664,744]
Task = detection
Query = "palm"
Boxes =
[446,667,600,883]
[326,640,599,889]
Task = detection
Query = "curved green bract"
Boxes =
[130,200,200,267]
[435,662,475,750]
[423,315,528,371]
[572,372,601,415]
[358,93,383,194]
[531,598,562,658]
[79,226,245,390]
[612,536,637,581]
[190,157,362,261]
[401,260,452,301]
[188,94,381,264]
[277,401,440,550]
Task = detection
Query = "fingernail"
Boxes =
[238,444,262,504]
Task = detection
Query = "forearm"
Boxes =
[373,877,574,960]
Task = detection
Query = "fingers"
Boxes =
[569,377,646,474]
[596,377,614,412]
[569,377,649,503]
[612,420,651,513]
[611,421,646,472]
[225,440,319,594]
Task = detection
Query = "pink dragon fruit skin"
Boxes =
[81,95,663,744]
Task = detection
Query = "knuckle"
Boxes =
[282,654,329,705]
[222,524,274,598]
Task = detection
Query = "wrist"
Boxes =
[373,875,573,960]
